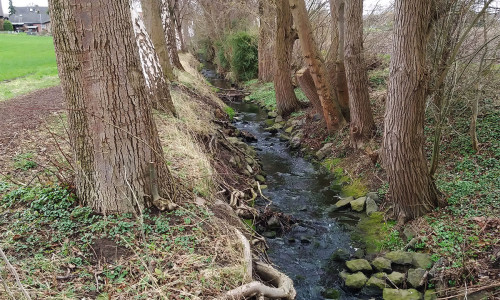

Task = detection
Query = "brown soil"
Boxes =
[0,86,64,152]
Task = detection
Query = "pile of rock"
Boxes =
[336,250,436,299]
[328,192,380,216]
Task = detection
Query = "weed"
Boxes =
[224,106,236,120]
[13,153,37,170]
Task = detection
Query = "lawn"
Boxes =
[0,34,59,100]
[0,34,58,81]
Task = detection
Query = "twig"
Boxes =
[437,282,500,300]
[0,271,16,300]
[0,247,31,300]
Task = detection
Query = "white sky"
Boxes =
[2,0,392,17]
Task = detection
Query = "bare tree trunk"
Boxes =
[383,0,443,222]
[173,0,186,52]
[289,0,345,132]
[50,0,179,214]
[274,0,302,117]
[344,0,375,148]
[258,0,275,82]
[328,0,350,120]
[297,67,322,115]
[140,0,177,115]
[163,0,185,71]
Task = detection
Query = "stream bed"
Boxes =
[201,66,366,299]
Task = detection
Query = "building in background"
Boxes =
[8,5,51,33]
[0,0,4,30]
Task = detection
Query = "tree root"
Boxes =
[221,231,296,300]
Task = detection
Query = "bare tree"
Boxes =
[289,0,346,132]
[164,0,185,70]
[274,0,303,116]
[344,0,375,148]
[258,0,275,82]
[50,0,178,214]
[383,0,445,221]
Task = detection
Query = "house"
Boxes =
[0,0,4,29]
[8,6,51,33]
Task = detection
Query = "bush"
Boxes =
[3,20,13,31]
[227,31,258,81]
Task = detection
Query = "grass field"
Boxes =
[0,34,59,100]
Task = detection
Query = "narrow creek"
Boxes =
[202,65,365,299]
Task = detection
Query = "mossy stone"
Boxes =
[372,257,392,272]
[407,268,426,288]
[385,251,413,265]
[412,253,433,269]
[345,272,368,289]
[386,271,405,286]
[424,289,437,300]
[346,259,372,272]
[351,197,366,212]
[331,248,350,262]
[255,174,265,183]
[366,276,386,290]
[322,288,341,299]
[383,288,422,300]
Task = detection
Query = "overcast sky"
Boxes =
[2,0,393,17]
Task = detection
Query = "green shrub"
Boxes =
[3,20,13,31]
[227,31,258,81]
[215,40,230,71]
[224,106,235,120]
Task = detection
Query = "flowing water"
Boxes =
[201,65,367,299]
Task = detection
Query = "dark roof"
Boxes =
[9,6,50,24]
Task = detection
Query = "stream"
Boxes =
[201,65,364,299]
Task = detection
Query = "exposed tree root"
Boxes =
[221,232,296,300]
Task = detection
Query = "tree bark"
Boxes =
[344,0,375,148]
[140,0,177,115]
[297,67,322,116]
[327,0,350,120]
[274,0,302,117]
[50,0,178,214]
[173,0,187,52]
[258,0,275,82]
[163,0,185,71]
[383,0,444,221]
[289,0,345,132]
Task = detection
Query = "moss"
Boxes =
[321,158,342,172]
[341,178,368,198]
[224,106,235,120]
[352,212,388,254]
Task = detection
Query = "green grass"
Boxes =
[0,34,58,81]
[245,81,309,112]
[0,34,59,101]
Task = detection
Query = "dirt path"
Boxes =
[0,86,65,152]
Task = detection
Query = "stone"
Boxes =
[275,115,283,123]
[351,197,366,212]
[383,288,422,300]
[260,185,268,190]
[265,119,275,126]
[424,289,437,300]
[412,253,433,269]
[244,96,250,101]
[346,259,372,272]
[300,236,312,244]
[312,114,321,121]
[366,192,380,203]
[366,276,386,290]
[267,216,280,228]
[365,198,379,216]
[331,248,350,262]
[229,156,236,166]
[262,231,276,239]
[245,157,254,165]
[255,174,266,183]
[354,248,365,259]
[372,257,392,272]
[273,122,284,130]
[339,270,349,281]
[289,133,303,149]
[407,268,426,288]
[268,111,278,118]
[373,272,387,279]
[265,126,278,133]
[385,251,413,265]
[403,227,416,241]
[345,272,368,289]
[285,126,294,133]
[315,143,334,160]
[246,165,253,174]
[386,271,405,286]
[331,196,355,211]
[322,288,341,299]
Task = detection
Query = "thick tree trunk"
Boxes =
[140,0,177,115]
[163,0,185,71]
[50,0,178,214]
[344,0,375,148]
[383,0,443,221]
[258,0,275,82]
[274,0,302,117]
[289,0,345,132]
[297,67,322,116]
[327,0,350,120]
